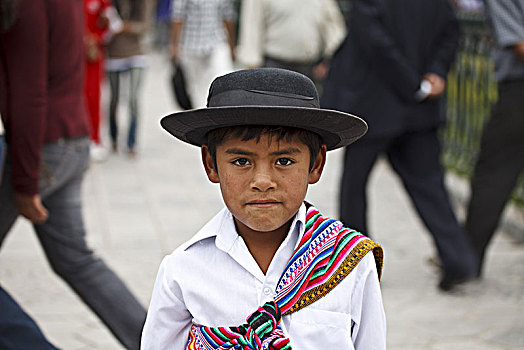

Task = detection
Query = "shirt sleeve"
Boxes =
[1,0,48,195]
[350,252,387,350]
[91,0,112,42]
[427,0,460,79]
[141,256,193,350]
[349,0,421,102]
[485,0,524,47]
[220,0,236,22]
[172,0,187,22]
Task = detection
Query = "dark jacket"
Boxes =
[321,0,459,138]
[0,0,90,195]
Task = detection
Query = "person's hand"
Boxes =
[121,21,131,33]
[14,192,48,224]
[513,42,524,63]
[423,73,446,99]
[230,46,236,63]
[170,42,180,62]
[313,61,329,82]
[84,33,99,62]
[119,21,139,34]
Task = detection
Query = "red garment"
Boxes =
[84,0,112,144]
[0,0,90,195]
[85,59,103,143]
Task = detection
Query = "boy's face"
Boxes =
[202,133,326,236]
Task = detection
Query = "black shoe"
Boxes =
[438,273,476,292]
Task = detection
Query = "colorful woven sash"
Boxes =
[187,203,383,350]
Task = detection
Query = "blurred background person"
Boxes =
[170,0,236,108]
[236,0,346,83]
[2,6,56,339]
[465,0,524,277]
[321,0,478,291]
[152,0,173,50]
[0,0,146,348]
[106,0,148,156]
[84,0,122,161]
[2,5,56,347]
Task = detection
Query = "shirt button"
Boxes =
[263,287,271,295]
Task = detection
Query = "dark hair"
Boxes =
[206,126,323,172]
[0,0,18,33]
[112,0,142,20]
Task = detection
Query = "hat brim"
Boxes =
[160,106,367,151]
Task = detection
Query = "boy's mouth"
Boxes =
[246,199,281,207]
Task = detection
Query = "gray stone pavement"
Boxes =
[0,52,523,349]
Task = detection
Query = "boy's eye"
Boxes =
[276,158,294,166]
[232,158,250,166]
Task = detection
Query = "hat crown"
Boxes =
[207,68,320,108]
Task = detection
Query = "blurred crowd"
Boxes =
[0,0,522,348]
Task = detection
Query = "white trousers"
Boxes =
[179,42,233,109]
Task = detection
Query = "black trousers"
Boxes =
[339,128,477,277]
[466,79,524,274]
[263,56,316,82]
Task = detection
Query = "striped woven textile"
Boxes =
[187,203,383,350]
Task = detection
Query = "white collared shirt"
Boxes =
[236,0,347,67]
[172,0,235,56]
[142,204,386,349]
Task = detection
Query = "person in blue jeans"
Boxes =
[0,286,58,350]
[0,1,146,348]
[106,0,149,155]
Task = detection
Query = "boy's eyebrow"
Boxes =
[224,148,254,156]
[271,147,303,156]
[224,147,303,156]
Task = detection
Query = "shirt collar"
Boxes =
[182,204,307,253]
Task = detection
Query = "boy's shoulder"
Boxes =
[174,207,231,253]
[160,208,231,281]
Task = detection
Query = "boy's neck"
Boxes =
[234,218,293,275]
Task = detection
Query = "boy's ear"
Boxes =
[201,145,220,183]
[308,144,327,185]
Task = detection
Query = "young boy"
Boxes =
[142,68,386,349]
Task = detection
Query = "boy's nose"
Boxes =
[250,171,276,192]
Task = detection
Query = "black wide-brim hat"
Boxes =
[161,68,367,151]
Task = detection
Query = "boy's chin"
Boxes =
[245,221,288,233]
[234,216,295,236]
